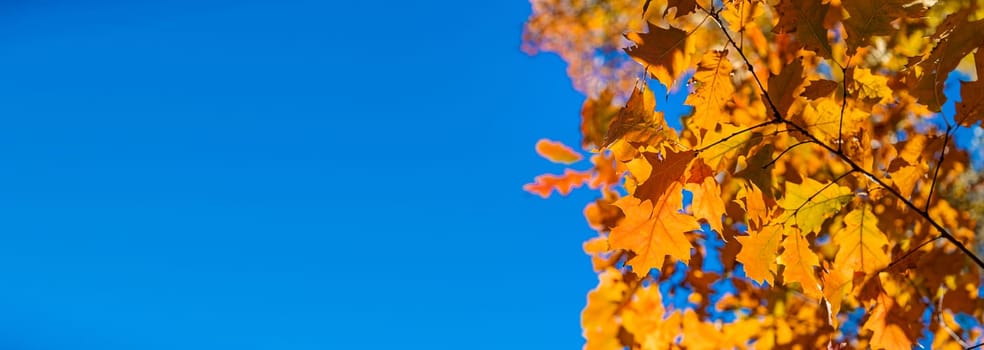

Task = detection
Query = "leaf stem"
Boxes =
[925,125,952,211]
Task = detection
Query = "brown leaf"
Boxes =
[955,46,984,127]
[773,0,832,58]
[767,58,804,118]
[801,79,839,100]
[625,22,690,88]
[634,149,695,202]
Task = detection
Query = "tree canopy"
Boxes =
[523,0,984,348]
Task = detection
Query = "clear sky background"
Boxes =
[0,1,600,349]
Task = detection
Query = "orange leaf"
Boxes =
[863,295,916,350]
[535,138,583,164]
[610,187,699,274]
[523,169,593,198]
[686,177,726,234]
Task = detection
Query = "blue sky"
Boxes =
[0,1,599,349]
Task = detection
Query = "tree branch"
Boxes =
[702,8,984,271]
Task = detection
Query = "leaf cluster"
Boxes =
[524,0,984,348]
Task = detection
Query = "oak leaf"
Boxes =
[772,0,832,58]
[685,50,735,133]
[625,22,690,88]
[582,268,630,350]
[777,178,852,234]
[863,296,915,350]
[796,97,867,145]
[633,149,695,202]
[767,57,804,118]
[580,90,619,149]
[663,0,697,19]
[778,226,822,298]
[686,176,726,234]
[852,68,893,104]
[523,169,593,198]
[736,224,782,285]
[604,86,674,152]
[622,286,681,348]
[955,44,984,127]
[843,0,925,54]
[832,205,890,275]
[905,9,984,111]
[801,79,838,101]
[610,188,699,274]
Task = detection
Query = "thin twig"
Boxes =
[703,8,784,121]
[695,119,780,153]
[884,235,942,272]
[791,170,855,217]
[762,140,813,169]
[837,66,848,153]
[938,290,972,348]
[925,125,953,211]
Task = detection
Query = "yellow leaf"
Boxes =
[685,50,734,132]
[582,268,629,350]
[778,178,853,234]
[852,68,893,104]
[698,123,751,171]
[623,286,681,348]
[822,266,854,329]
[888,164,922,199]
[778,226,822,298]
[832,205,890,275]
[736,224,782,285]
[798,98,867,145]
[736,182,770,229]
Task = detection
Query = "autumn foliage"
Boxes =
[523,0,984,348]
